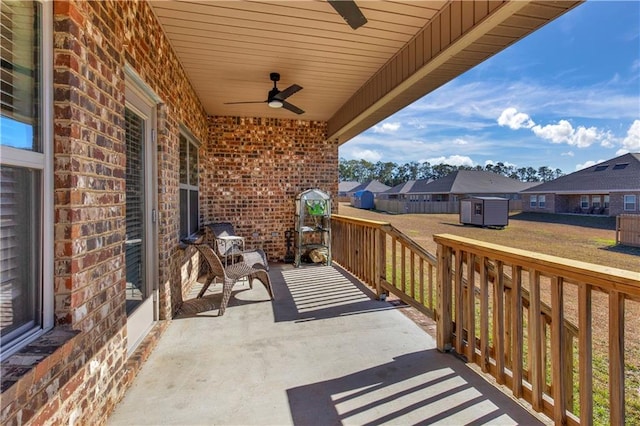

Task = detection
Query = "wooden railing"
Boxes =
[434,233,640,425]
[332,215,640,425]
[332,215,437,318]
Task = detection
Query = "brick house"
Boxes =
[522,153,640,217]
[377,171,535,214]
[0,1,582,424]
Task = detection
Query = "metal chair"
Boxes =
[193,243,273,316]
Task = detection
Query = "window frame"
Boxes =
[624,195,637,211]
[592,195,601,209]
[179,129,200,239]
[530,195,537,208]
[580,196,589,209]
[604,195,610,208]
[0,0,53,358]
[538,195,546,208]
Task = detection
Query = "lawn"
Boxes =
[337,203,640,423]
[337,203,640,273]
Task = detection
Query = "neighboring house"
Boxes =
[338,181,361,201]
[377,171,534,214]
[347,180,391,199]
[522,153,640,217]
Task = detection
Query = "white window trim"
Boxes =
[580,196,589,209]
[179,127,200,238]
[624,195,637,211]
[538,195,546,208]
[530,195,537,208]
[0,0,53,359]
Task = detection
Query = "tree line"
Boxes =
[339,158,564,187]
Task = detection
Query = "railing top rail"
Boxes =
[332,214,389,228]
[434,233,640,296]
[382,224,437,265]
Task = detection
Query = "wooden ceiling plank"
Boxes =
[152,3,419,39]
[161,23,401,56]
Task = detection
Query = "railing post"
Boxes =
[436,243,452,352]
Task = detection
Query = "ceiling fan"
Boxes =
[224,72,305,115]
[328,0,367,30]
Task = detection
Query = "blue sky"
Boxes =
[339,0,640,173]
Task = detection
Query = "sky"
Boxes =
[339,0,640,174]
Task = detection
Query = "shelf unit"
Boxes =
[294,189,331,267]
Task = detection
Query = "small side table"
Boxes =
[216,235,244,267]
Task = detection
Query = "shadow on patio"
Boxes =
[108,264,545,425]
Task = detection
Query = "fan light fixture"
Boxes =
[268,99,283,108]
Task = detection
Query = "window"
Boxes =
[474,203,482,216]
[1,1,53,357]
[538,195,546,208]
[179,132,199,239]
[530,195,537,208]
[624,195,637,211]
[594,165,608,172]
[613,163,629,170]
[604,195,610,208]
[581,196,589,209]
[592,196,601,209]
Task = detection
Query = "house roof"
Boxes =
[349,180,391,194]
[148,2,582,144]
[338,181,360,193]
[407,170,535,194]
[383,179,433,194]
[523,153,640,193]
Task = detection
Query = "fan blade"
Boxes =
[274,84,302,101]
[328,0,367,30]
[282,101,305,115]
[224,100,266,105]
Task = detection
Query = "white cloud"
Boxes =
[426,155,474,167]
[621,120,640,151]
[531,120,575,144]
[531,120,603,148]
[351,149,382,162]
[497,107,535,129]
[453,138,469,145]
[575,159,606,171]
[372,122,401,134]
[561,151,575,157]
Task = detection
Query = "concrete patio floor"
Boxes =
[108,264,547,425]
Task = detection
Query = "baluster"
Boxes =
[511,266,523,398]
[466,252,476,363]
[609,290,625,425]
[578,284,593,426]
[551,276,566,424]
[494,260,505,384]
[529,269,544,412]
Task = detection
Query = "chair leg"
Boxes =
[251,271,274,300]
[197,276,214,298]
[218,277,235,316]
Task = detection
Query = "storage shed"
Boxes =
[351,190,375,209]
[460,197,509,228]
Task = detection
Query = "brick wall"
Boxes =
[610,191,640,216]
[201,116,338,261]
[2,0,208,424]
[2,1,340,424]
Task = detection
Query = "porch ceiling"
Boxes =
[150,0,582,143]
